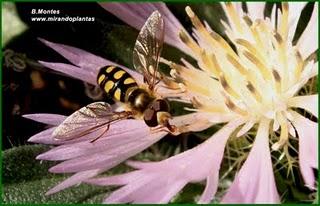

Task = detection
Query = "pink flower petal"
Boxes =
[291,111,318,189]
[296,3,318,59]
[39,39,143,84]
[288,95,318,118]
[23,114,66,125]
[28,127,58,145]
[125,160,155,169]
[85,171,140,186]
[39,61,96,85]
[47,130,166,173]
[103,174,161,203]
[88,119,244,203]
[198,168,219,203]
[130,180,185,203]
[246,2,266,20]
[99,3,194,57]
[37,120,155,161]
[104,172,186,203]
[39,38,108,71]
[46,169,100,195]
[222,119,280,203]
[170,112,216,133]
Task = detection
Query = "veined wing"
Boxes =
[133,10,165,91]
[53,102,132,141]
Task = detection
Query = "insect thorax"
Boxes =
[127,87,155,113]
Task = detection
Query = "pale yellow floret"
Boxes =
[294,50,304,80]
[250,22,267,58]
[209,31,238,59]
[224,94,247,116]
[209,53,223,77]
[185,6,238,59]
[272,112,289,150]
[179,30,202,56]
[246,82,262,103]
[226,54,248,76]
[254,20,275,54]
[224,2,243,33]
[242,50,273,81]
[272,32,288,90]
[272,69,282,93]
[219,73,240,100]
[169,63,215,97]
[235,39,266,67]
[278,2,289,40]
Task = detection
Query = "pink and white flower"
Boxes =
[26,2,317,204]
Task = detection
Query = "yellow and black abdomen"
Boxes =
[97,66,138,102]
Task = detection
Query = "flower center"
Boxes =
[162,3,315,152]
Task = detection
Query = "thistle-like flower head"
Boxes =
[25,2,317,204]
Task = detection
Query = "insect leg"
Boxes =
[90,124,110,143]
[89,111,133,143]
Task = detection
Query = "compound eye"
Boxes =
[143,108,158,127]
[152,99,170,112]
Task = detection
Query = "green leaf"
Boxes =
[172,183,204,203]
[102,24,137,69]
[2,144,54,184]
[3,176,108,204]
[2,144,109,203]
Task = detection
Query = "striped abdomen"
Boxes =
[97,66,138,103]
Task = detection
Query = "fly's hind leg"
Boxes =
[89,111,133,143]
[90,124,110,143]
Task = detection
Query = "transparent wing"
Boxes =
[53,102,131,140]
[133,10,164,91]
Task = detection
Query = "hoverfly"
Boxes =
[53,11,177,142]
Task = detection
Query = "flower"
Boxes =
[91,2,317,203]
[26,2,317,204]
